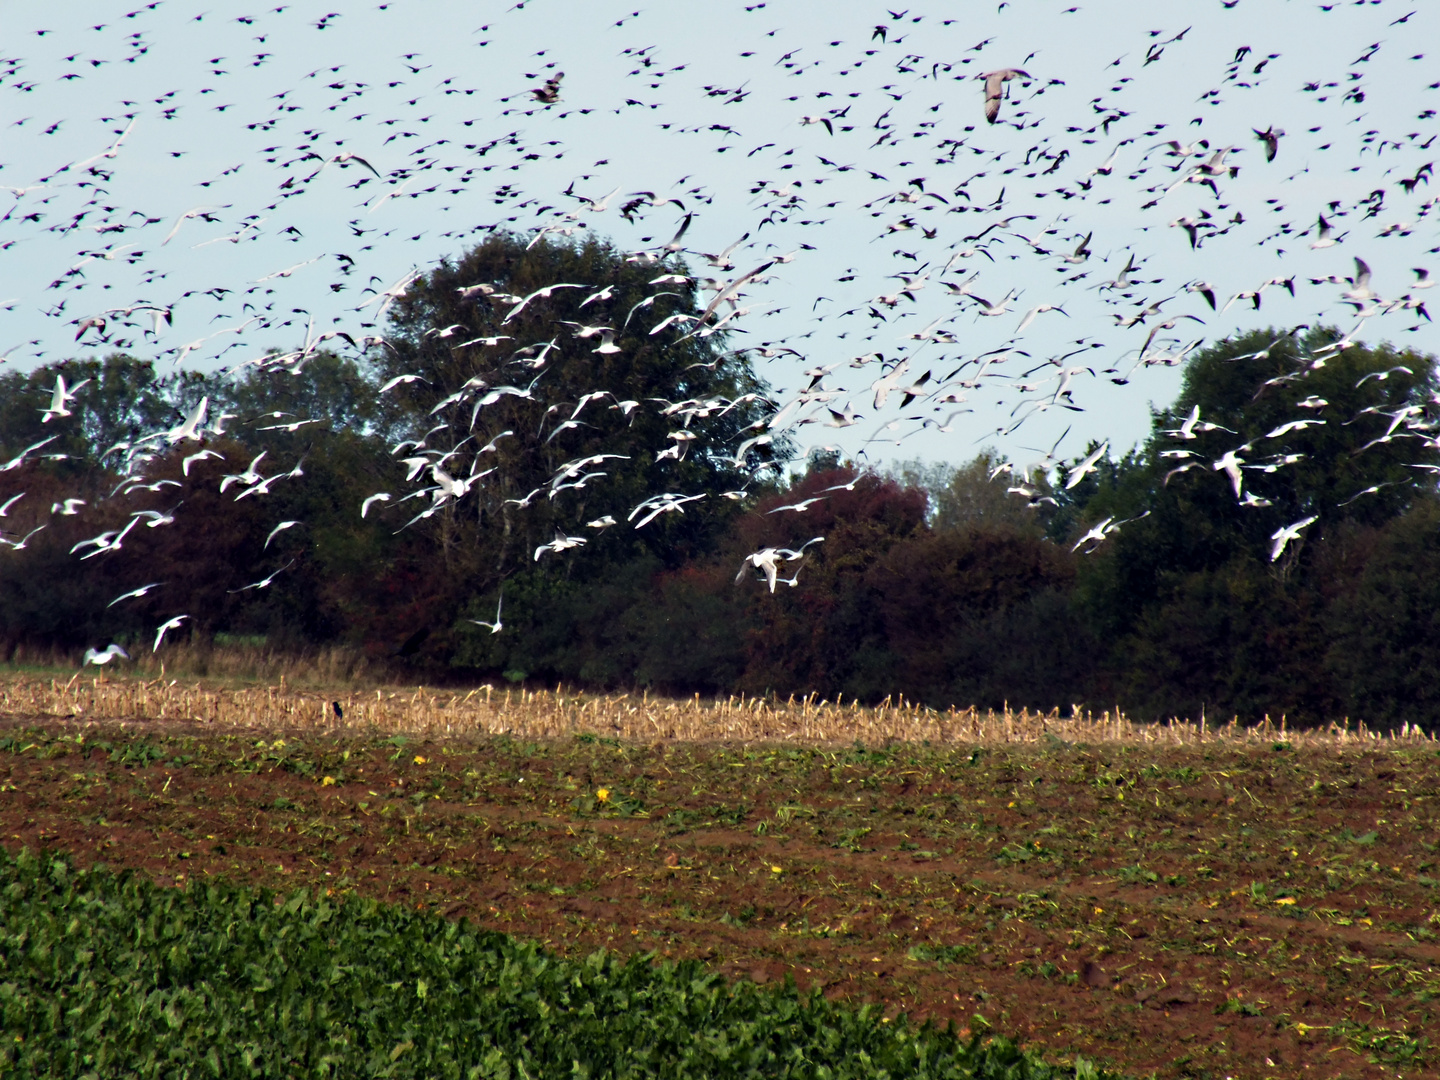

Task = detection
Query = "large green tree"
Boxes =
[1070,327,1440,721]
[373,232,779,666]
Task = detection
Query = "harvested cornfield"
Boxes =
[2,670,1434,749]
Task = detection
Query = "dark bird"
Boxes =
[1252,125,1284,162]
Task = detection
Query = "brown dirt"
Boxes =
[2,715,1437,1079]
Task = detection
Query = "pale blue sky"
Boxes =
[2,0,1436,474]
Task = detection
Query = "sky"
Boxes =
[1,0,1437,479]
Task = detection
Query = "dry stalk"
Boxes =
[0,673,1433,749]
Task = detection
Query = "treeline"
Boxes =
[1,235,1436,730]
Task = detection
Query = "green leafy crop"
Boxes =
[0,848,1115,1079]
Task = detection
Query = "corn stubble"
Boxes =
[3,670,1433,747]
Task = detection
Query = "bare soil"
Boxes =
[2,715,1437,1079]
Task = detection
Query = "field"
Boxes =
[2,673,1439,1078]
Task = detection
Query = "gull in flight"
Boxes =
[736,538,824,593]
[1071,517,1116,553]
[1212,446,1249,498]
[0,436,58,473]
[230,560,296,593]
[107,583,163,608]
[469,591,504,634]
[153,615,189,652]
[40,374,91,423]
[768,496,828,514]
[981,68,1031,124]
[502,282,587,323]
[534,531,587,560]
[162,205,230,245]
[1163,405,1234,440]
[166,396,209,444]
[0,525,46,550]
[264,520,302,548]
[182,449,224,476]
[1064,442,1109,490]
[83,644,130,666]
[1310,214,1344,250]
[1269,516,1318,561]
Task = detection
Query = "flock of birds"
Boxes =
[0,0,1436,662]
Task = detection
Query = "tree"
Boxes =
[891,451,1054,536]
[1324,496,1440,730]
[372,232,779,666]
[1070,328,1440,722]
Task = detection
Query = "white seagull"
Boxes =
[153,615,189,652]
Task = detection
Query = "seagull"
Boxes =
[1269,516,1318,561]
[83,644,130,666]
[182,449,224,476]
[1252,125,1284,162]
[1163,405,1234,440]
[0,437,58,473]
[534,531,587,560]
[152,615,189,652]
[1015,303,1068,334]
[1212,447,1249,498]
[501,282,586,323]
[768,496,828,514]
[264,520,302,548]
[161,205,229,245]
[1064,442,1109,490]
[1341,257,1377,305]
[0,525,46,551]
[736,539,823,593]
[736,548,788,593]
[304,150,382,181]
[166,396,209,444]
[361,493,392,518]
[229,560,295,593]
[1186,281,1218,309]
[107,583,163,608]
[1071,517,1116,553]
[981,68,1031,124]
[1310,214,1342,249]
[469,591,504,634]
[40,374,92,423]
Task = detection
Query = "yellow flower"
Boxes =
[1274,897,1296,905]
[596,787,610,802]
[321,776,336,786]
[771,865,783,874]
[413,755,427,765]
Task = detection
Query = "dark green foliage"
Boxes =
[0,849,1113,1079]
[1064,329,1440,725]
[5,270,1440,732]
[378,233,772,579]
[1324,496,1440,727]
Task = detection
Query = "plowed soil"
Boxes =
[2,715,1437,1079]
